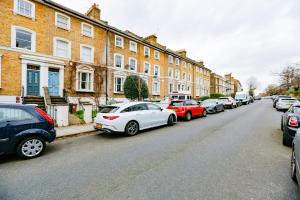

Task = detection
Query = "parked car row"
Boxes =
[0,96,256,160]
[271,96,300,188]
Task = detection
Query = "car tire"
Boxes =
[125,121,139,136]
[213,107,217,114]
[168,115,176,126]
[291,148,298,183]
[281,119,283,131]
[185,111,192,121]
[16,136,46,159]
[283,131,292,146]
[202,110,207,117]
[231,104,234,109]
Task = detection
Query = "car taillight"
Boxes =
[288,116,298,127]
[103,116,119,120]
[35,107,54,124]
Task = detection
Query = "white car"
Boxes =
[276,98,298,111]
[218,97,237,109]
[94,102,177,136]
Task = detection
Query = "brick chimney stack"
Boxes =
[86,3,101,20]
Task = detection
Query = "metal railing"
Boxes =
[48,105,57,126]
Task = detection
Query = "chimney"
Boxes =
[144,34,157,43]
[176,49,187,57]
[86,3,101,20]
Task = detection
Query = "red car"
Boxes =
[167,100,207,121]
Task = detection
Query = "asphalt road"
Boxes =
[1,100,299,200]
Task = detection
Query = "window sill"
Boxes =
[56,26,71,32]
[14,12,35,20]
[114,91,124,94]
[115,45,124,49]
[80,60,94,65]
[81,34,93,38]
[76,90,94,93]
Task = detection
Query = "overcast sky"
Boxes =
[54,0,300,93]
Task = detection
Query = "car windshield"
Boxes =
[236,94,246,98]
[170,101,184,106]
[202,100,216,105]
[99,106,119,113]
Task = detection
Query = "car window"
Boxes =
[99,106,119,113]
[191,100,198,105]
[121,104,148,113]
[293,107,300,114]
[147,104,161,111]
[185,101,192,106]
[170,101,184,106]
[0,108,34,123]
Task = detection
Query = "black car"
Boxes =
[281,103,300,146]
[273,95,291,108]
[201,99,225,114]
[0,104,56,159]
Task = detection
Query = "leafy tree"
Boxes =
[124,75,148,100]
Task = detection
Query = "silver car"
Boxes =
[291,129,300,187]
[276,98,298,111]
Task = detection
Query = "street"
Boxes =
[1,100,299,200]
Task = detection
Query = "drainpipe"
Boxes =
[105,29,109,104]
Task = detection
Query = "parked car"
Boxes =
[291,129,300,186]
[254,95,262,100]
[276,98,298,111]
[167,100,206,121]
[235,92,250,105]
[281,103,300,146]
[94,102,177,136]
[201,99,224,114]
[218,97,237,109]
[273,95,291,108]
[0,104,56,159]
[249,96,254,103]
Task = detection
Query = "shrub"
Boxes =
[210,93,225,99]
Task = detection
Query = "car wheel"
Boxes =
[17,136,46,159]
[213,107,217,114]
[168,115,176,126]
[202,110,207,117]
[125,121,139,136]
[283,131,292,146]
[185,111,192,121]
[231,104,234,109]
[281,119,283,131]
[291,148,298,183]
[222,106,225,112]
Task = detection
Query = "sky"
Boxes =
[54,0,300,93]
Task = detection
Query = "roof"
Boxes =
[40,0,205,67]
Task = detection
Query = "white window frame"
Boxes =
[81,22,94,38]
[129,41,137,52]
[175,69,180,80]
[13,0,35,19]
[168,67,174,78]
[168,55,173,64]
[128,57,137,72]
[114,53,124,69]
[76,66,94,92]
[188,73,192,82]
[144,62,150,74]
[154,50,160,60]
[175,58,180,66]
[11,26,36,52]
[114,76,124,93]
[168,83,173,94]
[80,44,94,63]
[115,35,124,48]
[188,63,192,69]
[144,46,150,57]
[55,12,71,31]
[182,72,186,81]
[182,61,186,68]
[53,37,71,59]
[152,81,160,95]
[154,65,160,77]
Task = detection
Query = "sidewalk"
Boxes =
[56,123,97,138]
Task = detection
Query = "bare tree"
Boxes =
[247,77,259,96]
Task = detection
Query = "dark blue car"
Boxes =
[281,103,300,146]
[0,104,56,159]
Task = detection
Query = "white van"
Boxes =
[169,92,192,101]
[235,92,250,105]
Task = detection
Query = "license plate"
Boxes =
[96,123,102,128]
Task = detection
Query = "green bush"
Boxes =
[92,110,98,119]
[124,75,149,100]
[200,96,210,101]
[210,93,225,99]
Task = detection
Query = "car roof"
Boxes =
[0,103,36,108]
[293,102,300,107]
[109,102,155,109]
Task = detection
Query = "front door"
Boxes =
[48,69,60,96]
[27,66,40,96]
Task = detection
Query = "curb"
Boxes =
[55,130,101,140]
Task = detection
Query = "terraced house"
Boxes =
[0,0,212,125]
